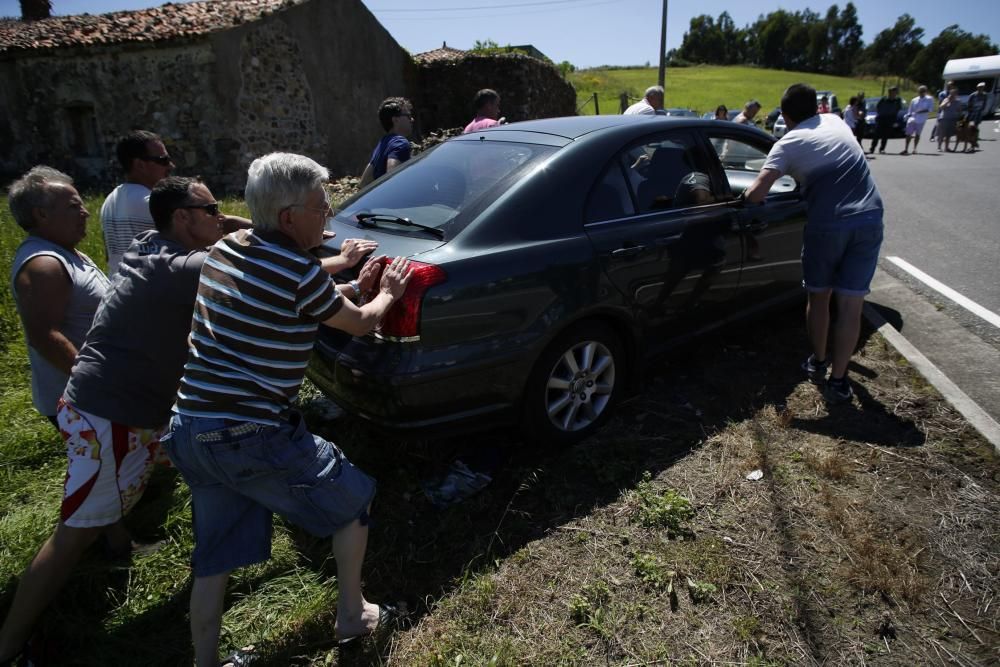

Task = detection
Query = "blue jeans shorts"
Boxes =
[162,411,376,577]
[802,217,883,296]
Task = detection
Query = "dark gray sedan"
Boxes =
[309,115,806,444]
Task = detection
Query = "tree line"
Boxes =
[670,4,997,88]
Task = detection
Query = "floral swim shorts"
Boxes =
[57,399,167,528]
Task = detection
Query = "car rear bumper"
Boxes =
[307,331,532,434]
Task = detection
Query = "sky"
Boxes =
[2,0,998,69]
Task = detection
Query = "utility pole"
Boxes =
[657,0,668,88]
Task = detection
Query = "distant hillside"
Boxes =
[568,65,917,116]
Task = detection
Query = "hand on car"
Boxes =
[339,238,379,267]
[380,256,413,300]
[357,255,386,300]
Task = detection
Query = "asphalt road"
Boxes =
[862,117,1000,428]
[868,117,1000,317]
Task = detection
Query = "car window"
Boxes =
[334,140,556,235]
[706,134,798,197]
[585,161,634,223]
[620,131,714,213]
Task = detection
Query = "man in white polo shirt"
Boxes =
[744,83,885,404]
[623,86,665,115]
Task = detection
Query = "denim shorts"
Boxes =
[162,411,376,577]
[802,217,883,296]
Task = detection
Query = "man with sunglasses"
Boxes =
[359,97,414,186]
[100,129,174,275]
[0,176,250,664]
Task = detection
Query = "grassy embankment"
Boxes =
[1,154,997,663]
[569,64,918,117]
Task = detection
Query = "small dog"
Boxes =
[955,119,979,152]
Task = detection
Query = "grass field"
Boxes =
[1,161,997,663]
[568,65,918,117]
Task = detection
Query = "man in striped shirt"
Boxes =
[164,153,411,665]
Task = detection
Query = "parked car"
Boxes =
[663,108,699,117]
[816,90,841,115]
[764,106,782,131]
[309,116,806,444]
[862,96,907,139]
[773,91,843,137]
[772,113,788,138]
[700,109,742,121]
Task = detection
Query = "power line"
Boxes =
[375,0,621,20]
[371,0,604,13]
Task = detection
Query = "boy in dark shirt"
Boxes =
[359,97,413,186]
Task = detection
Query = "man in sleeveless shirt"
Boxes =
[2,167,111,663]
[8,167,110,427]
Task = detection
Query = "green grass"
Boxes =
[1,89,997,665]
[0,192,268,665]
[569,64,918,117]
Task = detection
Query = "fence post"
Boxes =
[593,92,600,115]
[620,92,629,113]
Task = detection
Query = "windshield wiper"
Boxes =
[355,212,445,240]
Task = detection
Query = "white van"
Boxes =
[942,55,1000,116]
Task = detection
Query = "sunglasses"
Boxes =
[183,202,220,216]
[142,154,173,166]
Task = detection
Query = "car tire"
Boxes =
[521,321,624,445]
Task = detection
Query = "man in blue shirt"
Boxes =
[744,83,884,404]
[359,97,413,186]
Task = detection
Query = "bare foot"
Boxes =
[334,600,381,642]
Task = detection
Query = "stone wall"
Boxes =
[415,53,577,133]
[0,0,414,192]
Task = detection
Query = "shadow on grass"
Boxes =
[6,307,929,665]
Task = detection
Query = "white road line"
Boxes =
[887,255,1000,329]
[865,304,1000,452]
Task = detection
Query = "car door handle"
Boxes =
[611,245,646,258]
[744,219,768,232]
[654,234,683,246]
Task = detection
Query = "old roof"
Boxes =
[0,0,304,55]
[413,43,467,64]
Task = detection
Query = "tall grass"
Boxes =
[0,192,303,665]
[569,64,919,116]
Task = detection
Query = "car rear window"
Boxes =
[334,140,556,236]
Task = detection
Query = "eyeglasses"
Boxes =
[182,202,220,216]
[141,154,173,166]
[288,202,331,216]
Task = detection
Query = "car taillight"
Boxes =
[376,261,446,341]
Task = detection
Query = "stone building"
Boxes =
[414,44,576,132]
[0,0,416,191]
[0,1,578,193]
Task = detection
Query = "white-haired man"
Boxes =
[164,153,409,665]
[624,85,665,115]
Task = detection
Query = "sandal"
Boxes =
[336,604,401,645]
[220,645,257,667]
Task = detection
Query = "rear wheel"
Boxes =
[522,322,624,445]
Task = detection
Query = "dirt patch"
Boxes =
[307,307,1000,666]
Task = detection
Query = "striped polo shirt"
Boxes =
[175,229,343,425]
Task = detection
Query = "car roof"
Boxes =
[455,115,726,142]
